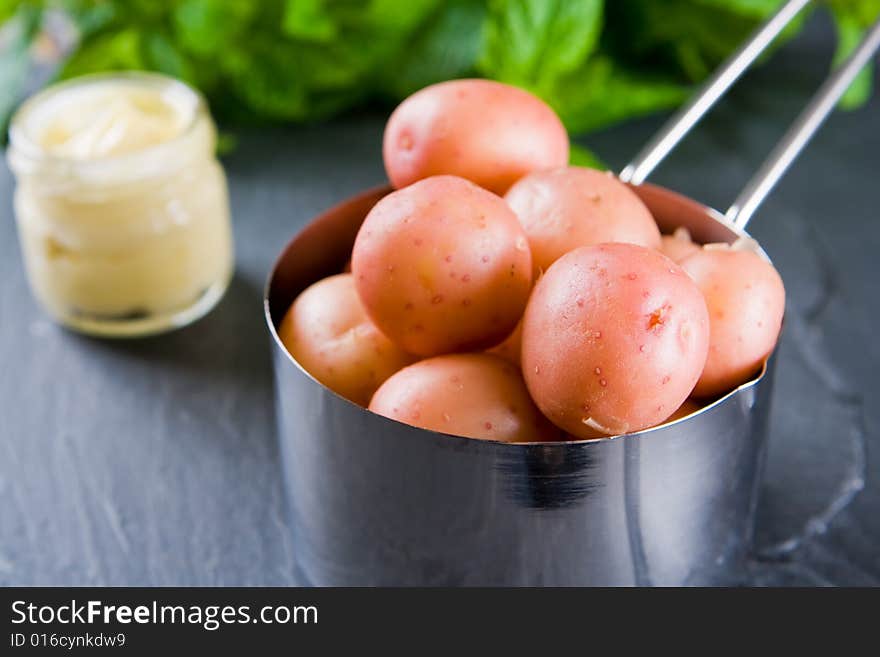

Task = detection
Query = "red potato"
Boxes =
[680,245,785,397]
[660,227,701,263]
[487,319,523,366]
[383,79,569,195]
[661,398,702,425]
[569,396,704,440]
[352,175,532,357]
[278,274,415,407]
[487,269,545,366]
[505,167,661,276]
[369,353,558,442]
[522,243,710,438]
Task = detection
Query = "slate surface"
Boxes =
[1,15,877,586]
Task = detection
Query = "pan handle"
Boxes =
[621,2,880,232]
[726,18,880,228]
[619,0,813,186]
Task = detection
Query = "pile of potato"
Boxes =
[278,79,785,442]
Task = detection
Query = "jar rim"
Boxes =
[8,71,209,172]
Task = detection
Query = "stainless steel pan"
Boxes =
[264,2,880,585]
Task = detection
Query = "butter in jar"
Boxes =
[7,72,234,337]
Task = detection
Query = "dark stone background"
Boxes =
[1,13,877,585]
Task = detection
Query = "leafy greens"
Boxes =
[0,0,877,137]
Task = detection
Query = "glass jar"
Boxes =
[7,72,234,337]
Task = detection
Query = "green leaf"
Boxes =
[569,142,606,169]
[382,0,487,98]
[144,31,195,82]
[0,0,24,24]
[691,0,785,17]
[209,0,440,122]
[363,0,441,34]
[478,0,603,94]
[58,28,146,79]
[0,4,41,133]
[11,0,873,136]
[832,11,871,108]
[603,0,802,83]
[827,0,880,109]
[282,0,338,42]
[219,41,363,121]
[550,55,688,134]
[219,45,309,121]
[172,0,257,58]
[826,0,880,24]
[66,1,119,37]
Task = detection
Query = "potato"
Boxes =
[522,243,710,438]
[352,175,532,357]
[660,398,702,425]
[278,274,415,406]
[680,245,785,397]
[505,167,662,275]
[565,398,704,440]
[487,319,523,366]
[383,79,569,194]
[660,227,701,263]
[369,353,557,442]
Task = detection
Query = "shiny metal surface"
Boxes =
[265,184,776,586]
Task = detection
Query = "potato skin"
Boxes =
[352,175,532,357]
[369,353,558,442]
[660,398,702,425]
[505,167,661,276]
[383,79,569,194]
[563,398,704,440]
[278,274,415,407]
[522,243,710,438]
[659,228,701,263]
[680,247,785,397]
[487,319,523,366]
